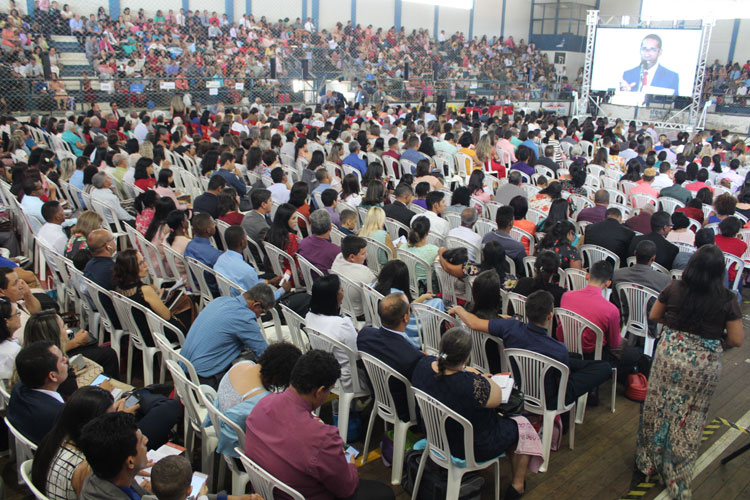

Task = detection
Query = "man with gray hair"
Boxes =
[446,207,483,261]
[181,282,276,388]
[495,170,528,205]
[61,120,85,156]
[90,172,135,226]
[298,209,340,274]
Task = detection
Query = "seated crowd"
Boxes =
[0,62,747,500]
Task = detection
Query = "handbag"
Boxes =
[497,387,525,416]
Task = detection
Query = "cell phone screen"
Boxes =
[91,374,110,386]
[124,394,140,409]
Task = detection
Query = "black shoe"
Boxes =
[504,484,524,499]
[144,383,174,397]
[588,388,600,407]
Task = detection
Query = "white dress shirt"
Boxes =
[304,312,358,390]
[91,188,135,223]
[411,210,450,237]
[38,222,68,254]
[268,183,290,204]
[330,254,375,317]
[447,226,483,261]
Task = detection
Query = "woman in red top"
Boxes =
[288,181,311,237]
[133,157,157,191]
[675,198,705,226]
[264,203,301,286]
[714,216,748,286]
[217,187,244,226]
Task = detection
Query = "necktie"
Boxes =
[641,70,648,89]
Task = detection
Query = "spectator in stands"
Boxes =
[268,167,290,204]
[613,239,671,300]
[402,216,439,289]
[298,209,341,274]
[166,210,191,283]
[0,298,21,379]
[530,181,564,215]
[538,220,582,270]
[134,114,150,144]
[264,203,302,284]
[133,158,156,191]
[637,245,742,500]
[708,193,737,224]
[359,206,396,263]
[509,195,536,255]
[245,349,395,500]
[514,249,566,307]
[536,144,559,173]
[446,207,482,260]
[537,198,572,233]
[134,190,158,236]
[30,386,115,499]
[182,283,275,388]
[651,162,673,190]
[185,212,222,267]
[714,216,747,289]
[399,135,427,172]
[495,171,527,206]
[559,260,620,355]
[360,180,386,211]
[342,141,367,177]
[414,158,444,191]
[666,212,695,245]
[217,187,244,226]
[629,167,659,202]
[305,274,360,389]
[658,169,693,205]
[7,341,67,444]
[321,188,341,227]
[625,204,655,235]
[411,190,449,237]
[76,412,149,500]
[209,342,301,457]
[577,189,609,224]
[483,206,526,276]
[150,455,260,500]
[340,173,362,207]
[628,211,679,269]
[410,326,538,499]
[384,183,415,230]
[289,181,312,236]
[330,236,376,318]
[83,229,116,290]
[212,151,247,197]
[242,188,272,246]
[511,146,534,179]
[38,200,70,254]
[193,174,226,219]
[686,168,713,193]
[90,173,135,227]
[62,121,85,157]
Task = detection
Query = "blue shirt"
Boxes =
[400,149,428,173]
[181,295,268,377]
[520,139,539,158]
[184,237,222,267]
[342,153,367,176]
[311,183,331,209]
[213,250,283,300]
[212,168,247,196]
[69,170,84,190]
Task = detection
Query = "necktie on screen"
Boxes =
[641,70,648,89]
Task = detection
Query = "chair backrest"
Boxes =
[110,291,154,351]
[21,459,50,500]
[412,387,481,470]
[263,242,302,292]
[580,244,621,269]
[444,235,482,264]
[631,193,657,210]
[659,197,684,214]
[444,211,461,230]
[468,328,506,373]
[396,248,434,296]
[625,256,670,275]
[502,292,527,321]
[5,417,37,465]
[615,282,658,338]
[505,348,569,414]
[185,257,217,308]
[554,308,604,359]
[411,303,463,355]
[279,303,310,352]
[165,359,205,430]
[560,267,588,291]
[81,275,119,336]
[215,220,231,250]
[151,328,199,385]
[509,226,535,256]
[199,385,246,457]
[215,271,245,296]
[305,327,367,394]
[523,256,537,278]
[724,252,744,291]
[384,217,410,241]
[362,236,391,275]
[473,218,497,238]
[163,244,197,290]
[360,352,417,424]
[331,271,364,322]
[296,253,324,294]
[361,283,384,328]
[235,448,305,500]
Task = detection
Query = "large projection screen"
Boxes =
[590,28,702,98]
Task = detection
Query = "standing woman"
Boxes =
[636,245,743,499]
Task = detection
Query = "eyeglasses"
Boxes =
[640,47,660,53]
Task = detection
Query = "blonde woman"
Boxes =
[59,158,75,182]
[358,206,396,264]
[475,134,505,176]
[64,210,103,259]
[327,142,344,166]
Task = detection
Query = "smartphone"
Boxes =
[187,472,208,500]
[344,445,360,463]
[124,393,140,409]
[91,374,110,386]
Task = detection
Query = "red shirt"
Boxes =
[134,178,156,191]
[559,285,622,353]
[675,206,704,225]
[685,181,714,193]
[715,234,747,282]
[218,211,244,226]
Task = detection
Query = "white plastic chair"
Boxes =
[615,282,659,357]
[468,328,506,374]
[384,217,410,241]
[263,242,302,293]
[81,276,128,361]
[360,352,418,485]
[5,417,37,484]
[554,308,617,422]
[361,283,384,328]
[502,292,527,321]
[560,267,588,291]
[198,386,250,495]
[331,271,365,326]
[444,235,482,264]
[434,265,469,307]
[625,256,670,275]
[296,253,325,294]
[21,459,50,499]
[631,193,658,211]
[505,349,576,472]
[151,329,199,387]
[165,360,217,478]
[724,252,745,291]
[305,328,370,443]
[185,257,218,309]
[658,197,685,214]
[411,303,463,355]
[235,448,305,500]
[215,272,245,296]
[410,388,501,500]
[580,244,621,270]
[279,303,310,352]
[473,218,497,238]
[363,236,392,275]
[397,248,435,296]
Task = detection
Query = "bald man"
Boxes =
[357,292,424,421]
[84,229,117,290]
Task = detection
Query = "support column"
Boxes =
[395,0,402,32]
[246,0,252,16]
[313,0,319,29]
[183,0,189,15]
[433,5,438,39]
[225,0,234,24]
[468,0,475,41]
[109,0,120,21]
[501,0,506,37]
[351,0,357,25]
[729,19,741,62]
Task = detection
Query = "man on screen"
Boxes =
[620,34,679,96]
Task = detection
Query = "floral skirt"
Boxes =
[635,327,723,500]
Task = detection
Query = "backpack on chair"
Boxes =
[401,449,484,500]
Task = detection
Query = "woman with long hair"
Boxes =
[0,298,22,379]
[64,210,103,260]
[153,168,186,209]
[537,198,571,233]
[467,169,490,203]
[30,386,116,499]
[438,241,517,289]
[360,180,386,211]
[340,173,362,206]
[133,157,156,191]
[403,216,439,291]
[559,161,588,197]
[538,220,582,269]
[143,197,177,272]
[217,187,244,225]
[302,150,325,191]
[293,137,311,170]
[414,159,444,191]
[475,134,506,177]
[529,180,563,214]
[513,249,565,306]
[621,158,643,182]
[133,189,158,236]
[358,206,396,263]
[264,203,302,283]
[636,245,743,499]
[327,142,344,166]
[165,209,191,283]
[288,181,310,236]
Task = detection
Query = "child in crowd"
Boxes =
[146,455,260,500]
[340,209,357,235]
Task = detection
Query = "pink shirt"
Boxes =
[558,285,621,353]
[628,182,659,201]
[245,388,359,500]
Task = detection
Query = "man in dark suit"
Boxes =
[357,292,424,420]
[8,341,68,444]
[383,184,416,237]
[627,211,679,270]
[620,34,679,96]
[584,207,635,267]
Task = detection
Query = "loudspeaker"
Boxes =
[302,59,310,80]
[41,52,51,80]
[404,62,409,81]
[270,57,277,79]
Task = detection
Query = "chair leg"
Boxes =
[143,350,153,387]
[215,452,226,491]
[337,394,354,443]
[361,407,378,469]
[539,412,554,473]
[493,460,501,500]
[575,394,588,425]
[568,406,576,451]
[611,368,617,413]
[446,467,466,500]
[126,340,134,385]
[159,354,166,384]
[391,421,409,485]
[410,446,429,500]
